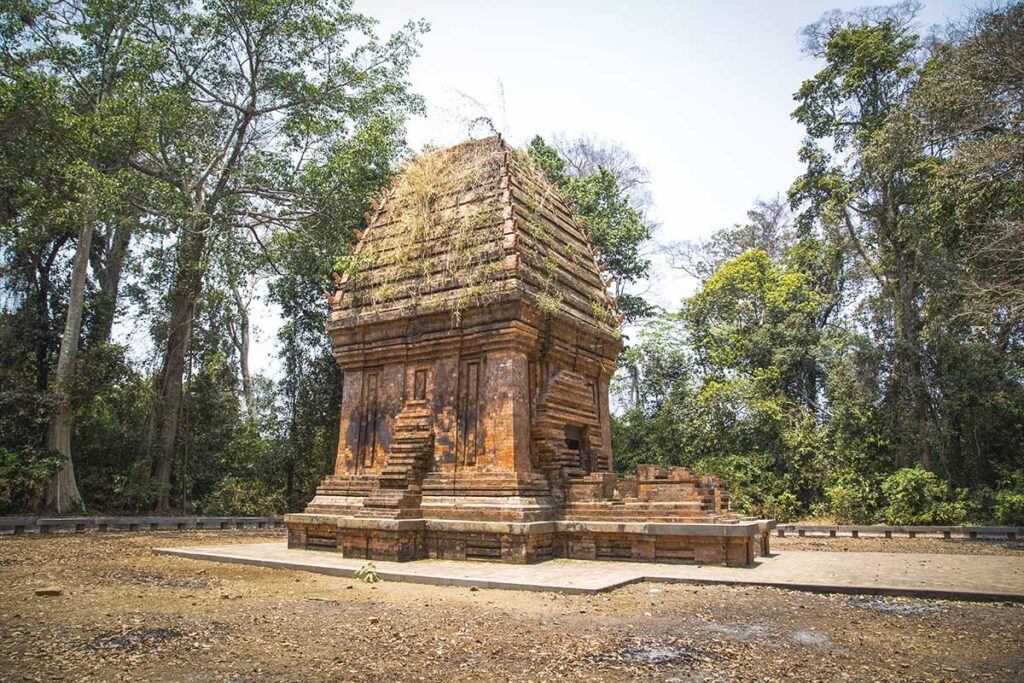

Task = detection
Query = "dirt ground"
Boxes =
[1,531,1022,682]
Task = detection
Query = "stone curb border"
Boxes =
[777,524,1022,540]
[0,516,285,535]
[155,545,1024,603]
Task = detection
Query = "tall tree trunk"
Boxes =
[892,236,931,470]
[32,238,66,392]
[34,278,51,393]
[88,219,134,346]
[44,221,95,513]
[150,227,207,511]
[230,284,254,421]
[285,459,294,510]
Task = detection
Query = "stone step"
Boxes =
[377,482,416,491]
[564,506,719,515]
[422,474,551,483]
[317,477,377,489]
[566,505,719,515]
[379,469,415,479]
[391,436,432,445]
[382,464,424,474]
[380,471,424,482]
[359,485,424,507]
[383,455,429,467]
[391,441,431,449]
[360,495,403,508]
[561,513,726,522]
[379,472,425,484]
[576,498,706,506]
[391,413,432,423]
[393,427,430,435]
[385,451,428,461]
[568,506,709,515]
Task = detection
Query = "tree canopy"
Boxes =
[0,1,1020,527]
[616,2,1024,525]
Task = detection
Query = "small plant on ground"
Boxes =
[355,561,380,583]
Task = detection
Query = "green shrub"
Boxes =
[881,467,966,525]
[929,499,969,525]
[983,469,1024,526]
[759,490,800,522]
[109,460,167,513]
[825,473,877,524]
[203,476,285,516]
[993,491,1024,526]
[0,384,60,513]
[0,445,62,513]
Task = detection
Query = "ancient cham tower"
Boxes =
[286,136,773,566]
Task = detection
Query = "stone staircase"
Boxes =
[313,474,378,496]
[562,500,739,523]
[303,474,378,514]
[356,401,434,519]
[421,471,552,498]
[561,466,740,524]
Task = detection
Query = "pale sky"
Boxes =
[248,0,974,377]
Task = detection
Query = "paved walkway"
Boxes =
[156,542,1024,601]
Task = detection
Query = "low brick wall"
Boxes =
[776,524,1022,541]
[0,516,285,535]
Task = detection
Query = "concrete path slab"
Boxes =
[155,542,1024,602]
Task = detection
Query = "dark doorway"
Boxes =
[564,425,591,473]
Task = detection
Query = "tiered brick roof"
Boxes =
[327,135,618,335]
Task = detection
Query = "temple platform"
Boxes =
[285,514,774,567]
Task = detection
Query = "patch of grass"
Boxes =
[352,139,507,325]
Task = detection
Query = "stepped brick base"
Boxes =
[286,515,771,567]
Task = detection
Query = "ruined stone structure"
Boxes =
[286,136,772,566]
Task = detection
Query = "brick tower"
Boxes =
[286,136,772,566]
